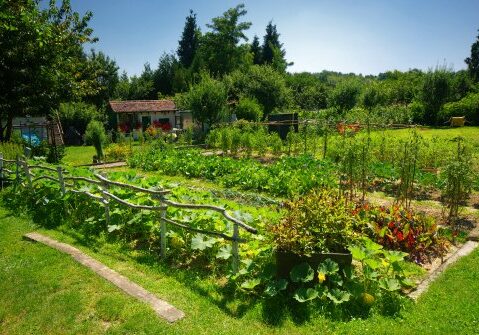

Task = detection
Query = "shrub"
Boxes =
[55,102,102,139]
[0,142,23,159]
[85,120,107,160]
[184,73,228,128]
[439,92,479,125]
[105,143,132,161]
[235,97,263,121]
[269,189,360,255]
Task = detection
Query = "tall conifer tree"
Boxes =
[177,10,199,68]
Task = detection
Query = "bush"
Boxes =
[55,102,102,142]
[439,92,479,125]
[269,189,360,255]
[184,73,228,127]
[235,97,263,121]
[0,142,23,159]
[84,120,107,160]
[104,143,132,161]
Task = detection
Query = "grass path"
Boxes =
[1,208,479,334]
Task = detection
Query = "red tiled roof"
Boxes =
[109,100,176,113]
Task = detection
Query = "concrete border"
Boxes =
[408,240,479,300]
[23,232,184,323]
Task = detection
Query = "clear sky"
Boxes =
[69,0,479,76]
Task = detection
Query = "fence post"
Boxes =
[231,223,239,274]
[15,154,20,183]
[0,153,3,189]
[57,166,66,196]
[154,193,168,258]
[22,160,32,189]
[160,206,167,258]
[101,182,110,226]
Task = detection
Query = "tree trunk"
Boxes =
[4,111,15,142]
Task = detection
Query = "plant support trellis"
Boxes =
[0,153,258,273]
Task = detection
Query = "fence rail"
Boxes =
[0,154,257,273]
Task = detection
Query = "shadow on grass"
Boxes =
[3,196,407,328]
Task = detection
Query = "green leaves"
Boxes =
[264,279,288,297]
[191,234,217,251]
[383,250,408,264]
[378,278,401,292]
[293,287,318,302]
[240,278,261,290]
[326,288,351,304]
[350,246,367,261]
[290,263,314,283]
[318,258,339,275]
[216,245,232,260]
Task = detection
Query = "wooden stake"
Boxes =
[57,166,66,196]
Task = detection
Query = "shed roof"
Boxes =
[109,100,176,113]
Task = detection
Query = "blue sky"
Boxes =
[69,0,479,76]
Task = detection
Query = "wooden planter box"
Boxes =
[275,250,352,279]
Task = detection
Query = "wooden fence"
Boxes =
[0,153,258,273]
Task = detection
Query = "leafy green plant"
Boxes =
[269,189,360,255]
[441,137,474,224]
[84,120,107,161]
[352,204,448,264]
[349,238,414,300]
[396,129,422,209]
[104,143,132,161]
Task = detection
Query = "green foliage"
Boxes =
[226,65,291,117]
[349,238,412,297]
[84,120,107,160]
[129,146,336,197]
[465,29,479,82]
[328,80,361,112]
[55,102,102,137]
[396,130,422,208]
[287,73,328,111]
[441,137,474,224]
[198,4,252,76]
[153,53,179,97]
[0,142,23,160]
[184,73,228,127]
[269,189,359,255]
[439,92,479,125]
[260,21,290,72]
[353,204,448,263]
[83,50,119,108]
[0,0,99,141]
[420,67,452,125]
[177,10,200,68]
[104,143,132,161]
[250,35,262,65]
[290,262,315,283]
[235,97,263,121]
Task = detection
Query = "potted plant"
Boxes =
[270,189,358,278]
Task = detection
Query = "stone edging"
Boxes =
[23,232,185,323]
[408,240,479,300]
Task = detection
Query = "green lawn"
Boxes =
[63,146,96,166]
[1,208,478,334]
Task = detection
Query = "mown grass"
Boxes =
[1,207,478,334]
[63,146,96,166]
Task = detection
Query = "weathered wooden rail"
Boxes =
[0,154,257,273]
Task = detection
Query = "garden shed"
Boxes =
[109,100,179,133]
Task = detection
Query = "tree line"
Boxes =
[1,1,479,142]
